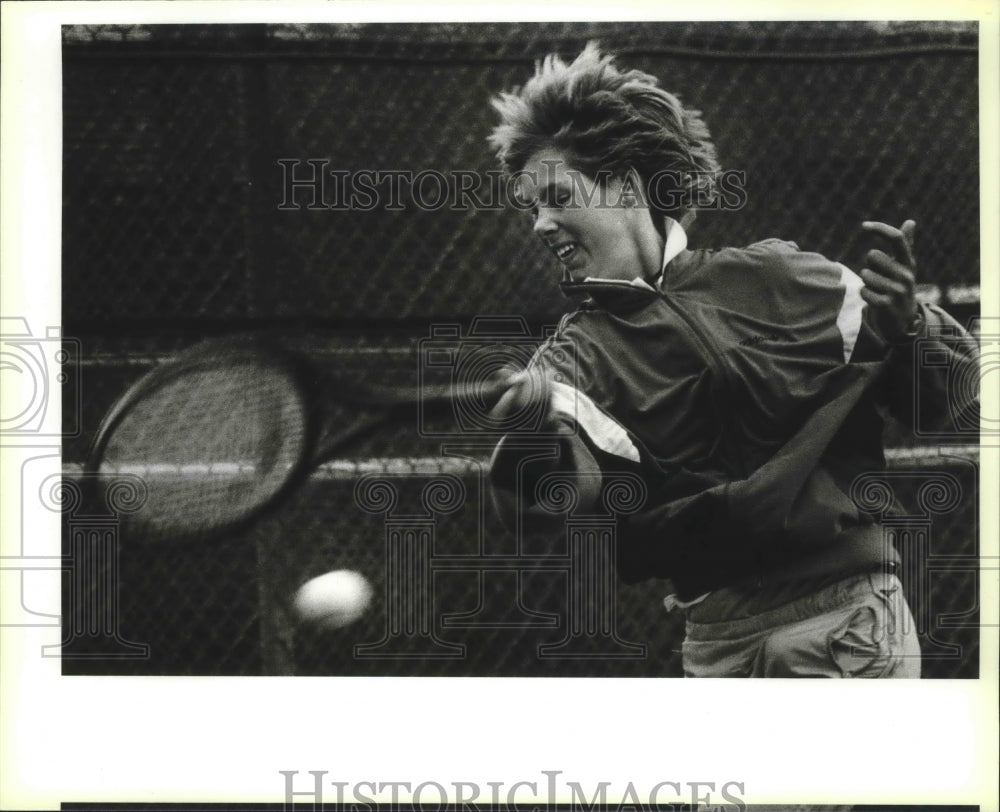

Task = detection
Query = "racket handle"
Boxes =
[344,369,525,411]
[423,367,549,418]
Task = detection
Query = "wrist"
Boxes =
[892,307,924,345]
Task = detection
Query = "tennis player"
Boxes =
[486,44,979,677]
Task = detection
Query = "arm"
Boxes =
[858,220,979,432]
[487,363,604,529]
[488,421,603,530]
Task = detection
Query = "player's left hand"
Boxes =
[858,219,921,342]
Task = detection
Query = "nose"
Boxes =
[532,206,558,239]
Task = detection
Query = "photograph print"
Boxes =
[55,20,986,678]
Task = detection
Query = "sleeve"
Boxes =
[487,327,642,531]
[617,358,888,591]
[488,423,603,530]
[877,303,979,434]
[738,243,979,435]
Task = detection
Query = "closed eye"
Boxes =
[537,180,573,210]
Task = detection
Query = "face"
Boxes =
[516,148,664,282]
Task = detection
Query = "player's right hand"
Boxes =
[488,364,557,431]
[487,364,602,528]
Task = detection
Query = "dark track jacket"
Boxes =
[490,239,978,600]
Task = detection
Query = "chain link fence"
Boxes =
[61,444,982,678]
[60,22,982,677]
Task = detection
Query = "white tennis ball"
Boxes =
[293,569,373,630]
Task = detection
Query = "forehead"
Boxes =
[516,148,581,200]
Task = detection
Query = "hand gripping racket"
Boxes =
[87,336,540,544]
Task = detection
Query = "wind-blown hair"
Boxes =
[488,43,721,214]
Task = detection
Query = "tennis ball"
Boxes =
[293,569,373,630]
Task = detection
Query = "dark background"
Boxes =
[60,21,982,677]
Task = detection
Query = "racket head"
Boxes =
[87,337,319,544]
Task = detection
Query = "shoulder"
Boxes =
[673,238,850,295]
[530,310,590,369]
[687,238,799,266]
[667,239,867,335]
[738,237,802,257]
[714,238,836,274]
[530,305,638,387]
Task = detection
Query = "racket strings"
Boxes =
[98,363,308,538]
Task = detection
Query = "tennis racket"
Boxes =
[87,336,542,544]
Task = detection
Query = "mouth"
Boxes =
[551,242,578,264]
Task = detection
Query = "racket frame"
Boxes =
[85,337,322,544]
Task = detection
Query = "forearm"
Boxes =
[882,302,979,432]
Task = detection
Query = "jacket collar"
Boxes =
[559,218,687,301]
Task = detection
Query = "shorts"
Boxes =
[679,572,921,678]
